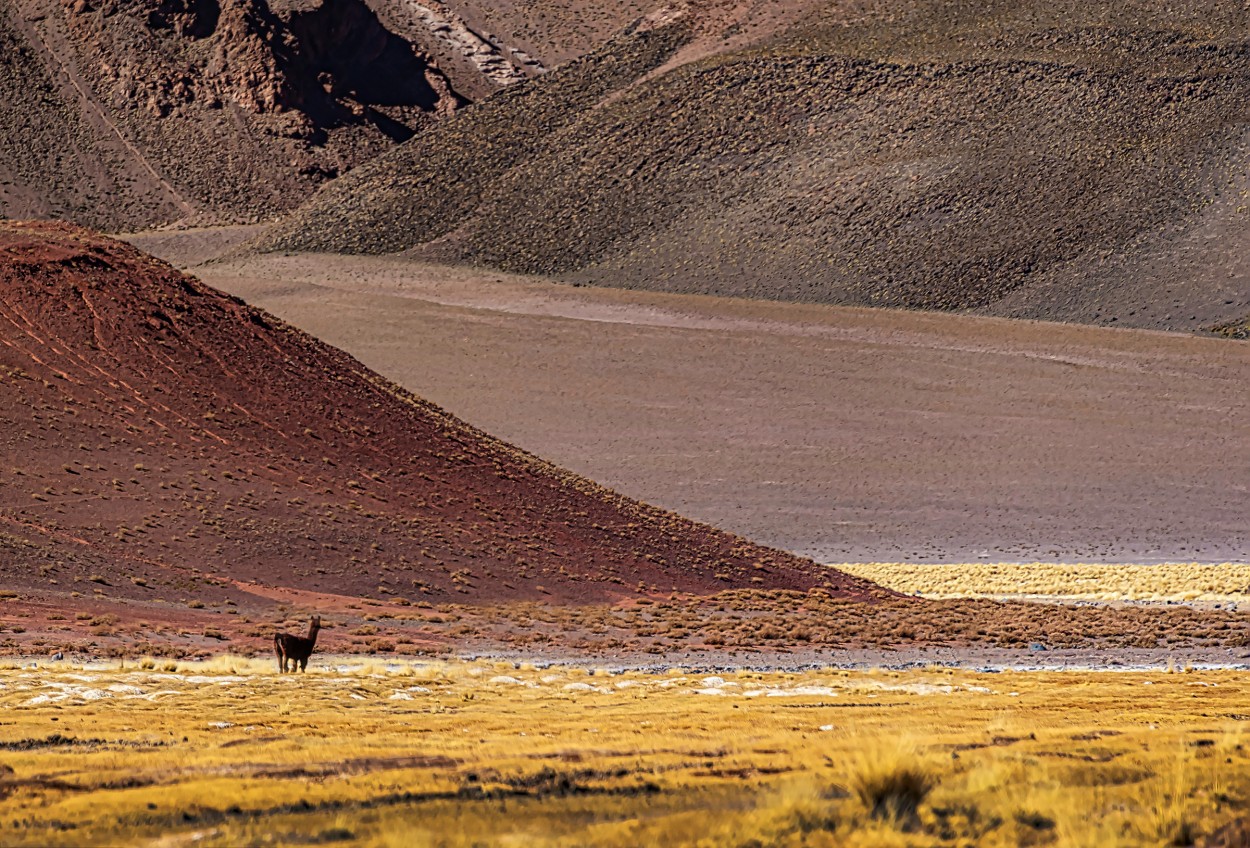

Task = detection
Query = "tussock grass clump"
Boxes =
[849,743,938,828]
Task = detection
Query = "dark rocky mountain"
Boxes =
[249,0,1250,333]
[0,0,467,229]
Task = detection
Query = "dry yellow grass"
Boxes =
[838,562,1250,603]
[1,658,1248,845]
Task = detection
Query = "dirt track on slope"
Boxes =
[181,244,1250,565]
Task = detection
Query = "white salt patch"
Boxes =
[778,686,837,697]
[68,686,111,701]
[107,684,146,696]
[349,693,367,700]
[819,725,834,731]
[563,682,595,692]
[540,674,564,684]
[207,721,234,729]
[131,690,180,701]
[702,677,727,688]
[743,686,839,698]
[488,676,529,686]
[23,694,54,706]
[692,688,729,696]
[389,692,413,700]
[406,686,431,694]
[614,681,638,689]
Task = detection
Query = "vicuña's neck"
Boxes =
[307,624,319,643]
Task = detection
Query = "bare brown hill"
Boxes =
[249,0,1250,333]
[0,221,882,612]
[0,0,468,230]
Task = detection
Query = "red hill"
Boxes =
[0,221,883,612]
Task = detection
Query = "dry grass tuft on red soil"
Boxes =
[0,221,886,622]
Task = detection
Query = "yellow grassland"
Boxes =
[838,562,1250,603]
[0,658,1247,846]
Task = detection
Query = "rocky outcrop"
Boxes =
[0,0,465,228]
[246,23,691,254]
[400,0,543,87]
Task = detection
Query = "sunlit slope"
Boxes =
[0,221,878,606]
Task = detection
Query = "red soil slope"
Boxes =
[0,222,882,610]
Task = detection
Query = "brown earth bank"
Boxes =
[174,245,1250,566]
[0,222,890,624]
[247,0,1250,333]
